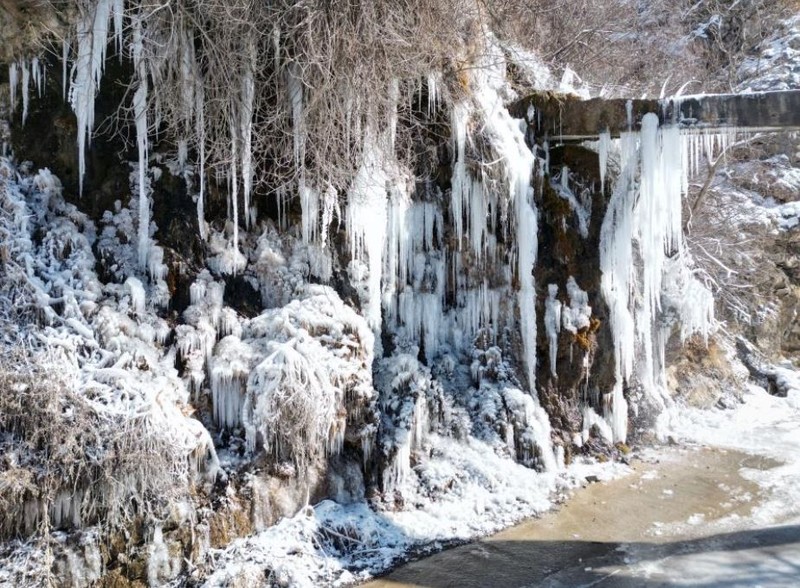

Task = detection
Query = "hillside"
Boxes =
[1,1,799,586]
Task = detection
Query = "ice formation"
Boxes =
[0,13,751,585]
[69,0,115,195]
[545,284,562,377]
[562,277,591,335]
[0,159,219,548]
[346,128,393,333]
[596,112,731,439]
[132,17,150,270]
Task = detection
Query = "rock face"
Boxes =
[534,144,617,453]
[0,63,630,582]
[0,2,70,65]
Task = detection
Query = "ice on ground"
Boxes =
[202,436,628,587]
[660,378,800,527]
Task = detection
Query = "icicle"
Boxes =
[543,138,550,175]
[320,184,338,247]
[626,99,633,130]
[70,0,114,195]
[517,190,538,390]
[598,129,610,194]
[662,124,684,254]
[112,0,124,55]
[544,284,562,377]
[388,78,400,152]
[177,139,188,170]
[346,125,389,333]
[240,46,256,228]
[272,25,281,72]
[287,62,304,168]
[21,60,30,124]
[179,26,196,128]
[229,116,240,261]
[195,80,207,240]
[31,57,44,98]
[605,381,628,443]
[132,17,150,270]
[638,113,664,330]
[61,38,70,101]
[599,131,637,439]
[427,72,439,115]
[299,179,319,244]
[9,62,18,114]
[450,103,470,248]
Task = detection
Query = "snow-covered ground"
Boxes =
[201,438,628,587]
[662,373,800,529]
[589,375,800,587]
[738,14,800,93]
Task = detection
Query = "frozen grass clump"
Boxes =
[206,284,379,469]
[0,159,218,543]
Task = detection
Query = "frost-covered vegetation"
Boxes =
[0,0,799,586]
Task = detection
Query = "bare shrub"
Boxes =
[0,343,191,540]
[683,138,784,331]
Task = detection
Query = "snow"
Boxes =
[738,15,800,92]
[0,158,219,550]
[203,434,624,587]
[613,369,800,586]
[661,377,800,528]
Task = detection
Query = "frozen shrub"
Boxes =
[214,285,379,470]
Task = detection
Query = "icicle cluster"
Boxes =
[8,58,45,125]
[598,115,731,440]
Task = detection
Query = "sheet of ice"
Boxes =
[661,378,800,527]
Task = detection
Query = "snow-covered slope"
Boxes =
[739,14,800,92]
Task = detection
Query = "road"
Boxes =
[363,446,800,587]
